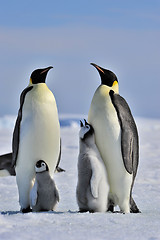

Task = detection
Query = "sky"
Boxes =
[0,0,160,118]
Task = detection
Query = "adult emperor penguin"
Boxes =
[76,120,108,213]
[88,63,140,213]
[0,153,15,176]
[12,66,61,213]
[30,160,59,212]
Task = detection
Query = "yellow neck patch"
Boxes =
[112,81,119,93]
[29,78,32,85]
[112,80,118,86]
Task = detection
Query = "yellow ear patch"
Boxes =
[29,78,32,84]
[112,81,118,86]
[112,80,119,93]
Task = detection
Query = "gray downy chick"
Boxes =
[76,120,109,213]
[30,160,59,212]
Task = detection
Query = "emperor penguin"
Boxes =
[0,153,15,176]
[30,160,59,212]
[88,63,140,213]
[12,66,61,213]
[76,119,108,213]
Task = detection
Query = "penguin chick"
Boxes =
[76,120,109,213]
[30,160,59,212]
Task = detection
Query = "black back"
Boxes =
[12,86,33,167]
[109,90,139,177]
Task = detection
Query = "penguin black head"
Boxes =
[79,119,94,140]
[30,66,53,84]
[35,160,49,173]
[91,63,118,87]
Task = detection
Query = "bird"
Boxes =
[76,119,108,213]
[0,151,64,175]
[0,153,15,176]
[12,66,61,213]
[88,63,140,213]
[30,160,59,212]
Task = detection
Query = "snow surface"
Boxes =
[0,115,160,240]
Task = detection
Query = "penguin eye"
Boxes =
[41,163,45,167]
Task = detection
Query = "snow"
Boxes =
[0,115,160,240]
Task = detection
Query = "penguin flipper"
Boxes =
[12,113,21,167]
[55,139,65,172]
[30,180,38,206]
[12,86,33,167]
[90,157,101,198]
[55,139,63,171]
[109,90,139,175]
[54,186,60,202]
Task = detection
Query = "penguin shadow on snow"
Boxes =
[1,211,20,215]
[0,210,70,215]
[0,209,128,215]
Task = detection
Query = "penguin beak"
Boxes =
[84,119,88,126]
[80,120,84,127]
[90,63,119,89]
[90,63,105,74]
[40,66,53,75]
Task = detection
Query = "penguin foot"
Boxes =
[21,207,32,213]
[107,200,114,212]
[130,207,141,213]
[107,205,114,212]
[130,197,141,213]
[78,208,89,213]
[89,210,95,213]
[107,206,114,212]
[113,210,124,214]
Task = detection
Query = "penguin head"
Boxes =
[35,160,49,173]
[79,119,94,140]
[30,66,53,84]
[91,63,119,93]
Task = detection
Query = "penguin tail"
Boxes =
[130,197,141,213]
[56,166,65,173]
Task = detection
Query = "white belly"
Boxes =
[16,84,60,178]
[88,85,132,210]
